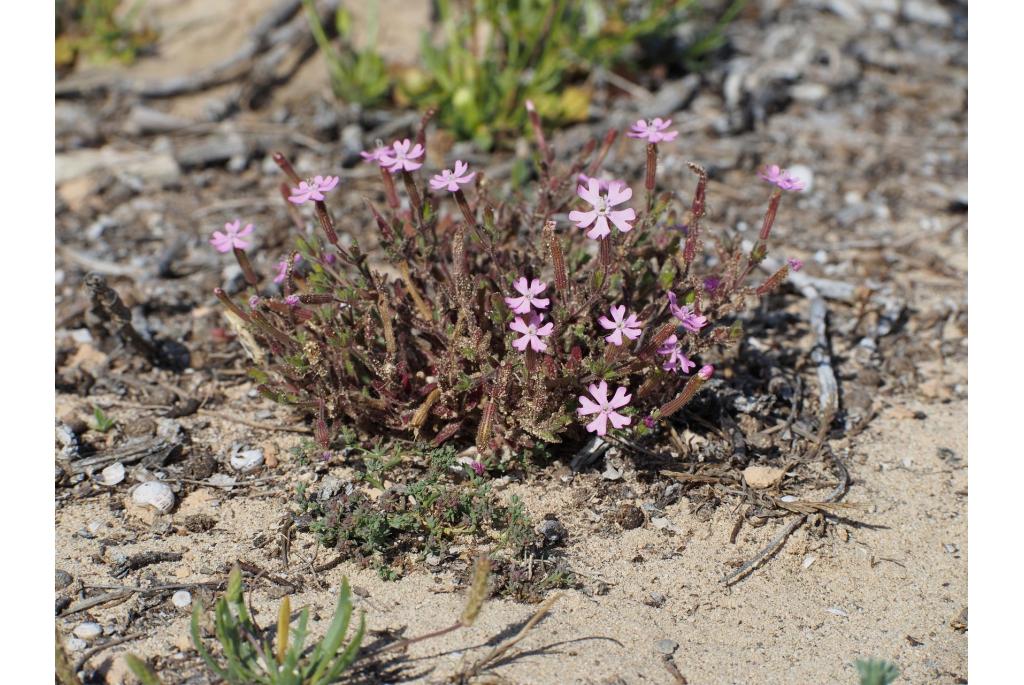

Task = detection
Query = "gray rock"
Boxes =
[66,636,87,652]
[654,639,679,655]
[536,518,568,545]
[55,569,73,590]
[230,447,264,473]
[171,590,192,608]
[903,0,952,27]
[74,621,103,642]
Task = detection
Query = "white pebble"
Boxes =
[132,480,175,514]
[230,449,264,473]
[171,590,192,608]
[826,606,849,618]
[101,462,125,486]
[74,622,103,641]
[787,165,814,192]
[802,555,817,570]
[66,637,87,651]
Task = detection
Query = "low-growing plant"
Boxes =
[92,405,116,433]
[302,0,391,107]
[210,111,806,461]
[309,0,738,147]
[296,444,541,582]
[55,0,157,70]
[189,566,365,685]
[854,658,900,685]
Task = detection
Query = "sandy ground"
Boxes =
[56,0,967,682]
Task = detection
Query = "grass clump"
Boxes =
[55,0,156,71]
[854,658,900,685]
[188,566,365,685]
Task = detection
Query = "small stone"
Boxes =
[230,448,264,473]
[66,636,87,652]
[644,592,667,608]
[787,165,814,193]
[536,518,568,545]
[742,465,785,490]
[654,639,678,655]
[208,473,238,488]
[132,480,175,514]
[74,621,103,641]
[903,0,951,27]
[171,590,192,608]
[615,503,645,530]
[100,462,125,486]
[826,607,849,618]
[802,556,817,570]
[55,569,73,590]
[601,465,622,481]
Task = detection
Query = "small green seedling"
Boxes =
[124,655,163,685]
[855,658,900,685]
[191,565,365,685]
[92,406,116,433]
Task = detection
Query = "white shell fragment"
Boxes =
[230,448,264,473]
[132,481,175,514]
[74,622,103,642]
[171,590,192,608]
[101,462,125,486]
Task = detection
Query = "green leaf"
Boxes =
[123,655,163,685]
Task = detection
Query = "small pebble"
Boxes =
[208,473,238,488]
[55,569,73,590]
[74,621,103,642]
[802,556,817,570]
[536,518,568,544]
[171,590,192,608]
[132,480,175,514]
[230,448,264,473]
[101,462,125,486]
[654,639,679,655]
[826,607,849,618]
[66,637,87,652]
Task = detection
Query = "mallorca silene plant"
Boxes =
[209,105,806,464]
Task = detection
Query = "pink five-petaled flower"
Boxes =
[380,138,425,173]
[210,219,254,253]
[577,381,632,436]
[509,313,554,352]
[576,172,624,194]
[284,295,301,307]
[360,144,388,163]
[657,335,696,374]
[758,164,806,192]
[787,257,804,272]
[288,175,340,205]
[429,160,475,192]
[568,178,636,240]
[598,305,643,346]
[627,117,678,143]
[504,277,549,314]
[273,254,302,284]
[667,291,708,333]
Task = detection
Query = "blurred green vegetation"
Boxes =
[55,0,157,71]
[312,0,745,149]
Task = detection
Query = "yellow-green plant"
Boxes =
[303,1,391,107]
[190,566,365,685]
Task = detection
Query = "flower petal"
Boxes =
[586,413,609,436]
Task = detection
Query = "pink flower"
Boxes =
[568,178,636,240]
[598,305,643,346]
[577,381,632,436]
[360,144,388,163]
[380,139,424,173]
[248,295,261,309]
[210,219,254,253]
[703,276,721,293]
[284,295,300,307]
[510,313,554,352]
[758,165,806,192]
[698,364,714,380]
[288,175,340,205]
[787,257,804,272]
[667,292,708,333]
[576,173,624,194]
[657,335,696,374]
[469,460,485,476]
[429,160,475,192]
[642,415,656,429]
[273,254,302,284]
[627,117,678,143]
[505,277,550,314]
